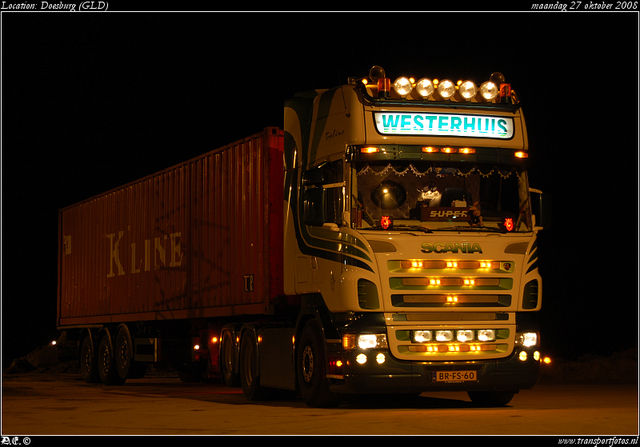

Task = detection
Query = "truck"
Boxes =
[57,66,549,408]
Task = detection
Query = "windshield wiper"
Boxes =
[432,226,506,233]
[389,225,433,234]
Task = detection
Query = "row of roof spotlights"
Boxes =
[359,65,514,102]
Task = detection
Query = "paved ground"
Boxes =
[2,372,637,436]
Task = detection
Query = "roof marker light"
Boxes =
[437,79,456,99]
[416,78,435,97]
[459,80,477,100]
[393,77,413,96]
[479,81,499,100]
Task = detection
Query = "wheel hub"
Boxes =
[302,345,314,383]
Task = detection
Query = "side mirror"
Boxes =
[302,168,327,186]
[530,188,551,230]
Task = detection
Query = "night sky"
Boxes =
[2,10,638,366]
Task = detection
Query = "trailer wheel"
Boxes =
[98,333,125,385]
[468,390,516,407]
[115,326,133,381]
[80,336,99,383]
[239,330,271,400]
[221,330,240,387]
[297,320,340,408]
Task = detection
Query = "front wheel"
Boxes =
[297,320,340,408]
[468,390,516,407]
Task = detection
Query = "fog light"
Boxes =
[533,351,541,361]
[519,351,528,361]
[477,329,496,342]
[435,330,454,342]
[456,330,474,342]
[376,353,386,364]
[356,353,367,364]
[414,330,432,343]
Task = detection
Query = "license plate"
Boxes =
[433,370,477,382]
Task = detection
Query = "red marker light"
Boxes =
[504,218,514,232]
[381,215,393,230]
[499,83,511,98]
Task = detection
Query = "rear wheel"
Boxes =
[221,330,240,387]
[239,330,272,400]
[115,326,146,380]
[115,326,133,380]
[468,390,516,407]
[98,333,125,385]
[297,320,340,408]
[80,336,99,383]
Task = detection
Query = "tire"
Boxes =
[468,390,516,407]
[80,336,100,383]
[114,326,147,380]
[115,326,133,381]
[98,333,126,385]
[239,330,272,400]
[220,330,240,387]
[297,319,340,408]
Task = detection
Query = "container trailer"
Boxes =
[57,66,550,407]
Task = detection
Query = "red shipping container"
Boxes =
[57,128,284,327]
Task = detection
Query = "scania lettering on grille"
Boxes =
[421,242,483,254]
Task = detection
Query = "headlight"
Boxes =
[357,334,388,350]
[343,333,388,350]
[515,331,538,347]
[393,77,413,96]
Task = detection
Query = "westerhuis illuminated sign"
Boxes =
[374,112,514,139]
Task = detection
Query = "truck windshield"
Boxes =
[351,162,533,233]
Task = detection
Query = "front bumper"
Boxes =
[327,346,540,395]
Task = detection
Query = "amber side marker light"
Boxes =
[515,151,528,159]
